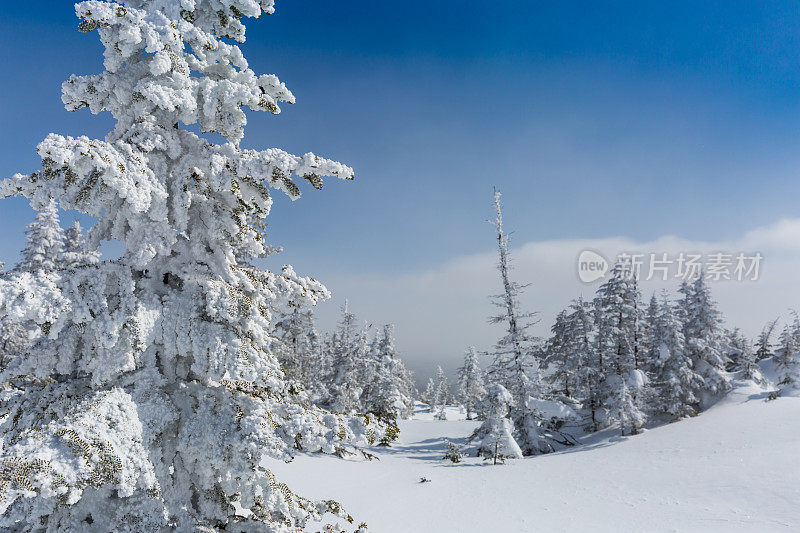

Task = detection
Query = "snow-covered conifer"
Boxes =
[423,377,437,408]
[775,322,800,392]
[443,440,464,463]
[17,198,64,273]
[0,1,386,529]
[433,365,450,408]
[470,384,523,461]
[557,297,600,429]
[724,328,764,384]
[755,318,779,362]
[649,292,704,420]
[594,262,647,429]
[457,347,486,420]
[61,220,100,269]
[736,335,764,385]
[484,189,551,455]
[725,328,749,372]
[678,276,731,395]
[643,293,659,368]
[614,374,646,436]
[326,303,369,414]
[364,324,415,422]
[544,309,572,395]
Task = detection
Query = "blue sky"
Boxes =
[2,1,800,375]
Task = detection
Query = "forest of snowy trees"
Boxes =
[441,190,800,462]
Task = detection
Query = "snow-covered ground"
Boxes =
[270,383,800,532]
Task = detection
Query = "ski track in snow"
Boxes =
[269,384,800,532]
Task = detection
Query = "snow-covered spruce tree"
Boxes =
[544,310,572,396]
[643,292,659,368]
[677,276,731,395]
[649,291,704,420]
[313,331,335,402]
[724,328,749,372]
[62,220,101,270]
[614,378,645,436]
[775,321,800,393]
[456,346,486,420]
[363,324,415,423]
[545,298,595,405]
[485,189,552,455]
[470,384,523,461]
[432,365,449,407]
[735,334,764,385]
[0,1,389,530]
[423,377,436,407]
[432,366,449,420]
[755,318,779,362]
[16,198,65,274]
[560,296,600,429]
[325,303,369,414]
[1,204,71,369]
[724,328,764,384]
[594,262,647,432]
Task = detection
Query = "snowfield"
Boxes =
[270,383,800,532]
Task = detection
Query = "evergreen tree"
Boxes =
[650,292,704,420]
[326,302,369,414]
[1,207,71,369]
[594,262,647,430]
[485,189,550,455]
[755,318,779,362]
[724,327,749,372]
[736,335,765,385]
[61,220,100,269]
[642,293,660,370]
[17,198,64,273]
[0,2,388,529]
[364,324,415,422]
[433,365,450,408]
[471,384,523,461]
[544,309,572,395]
[678,276,731,395]
[775,321,800,392]
[423,377,437,407]
[563,296,601,430]
[614,376,646,436]
[457,346,486,420]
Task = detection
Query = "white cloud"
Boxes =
[314,218,800,382]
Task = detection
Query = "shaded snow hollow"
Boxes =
[268,382,800,532]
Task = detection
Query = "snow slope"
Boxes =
[269,386,800,532]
